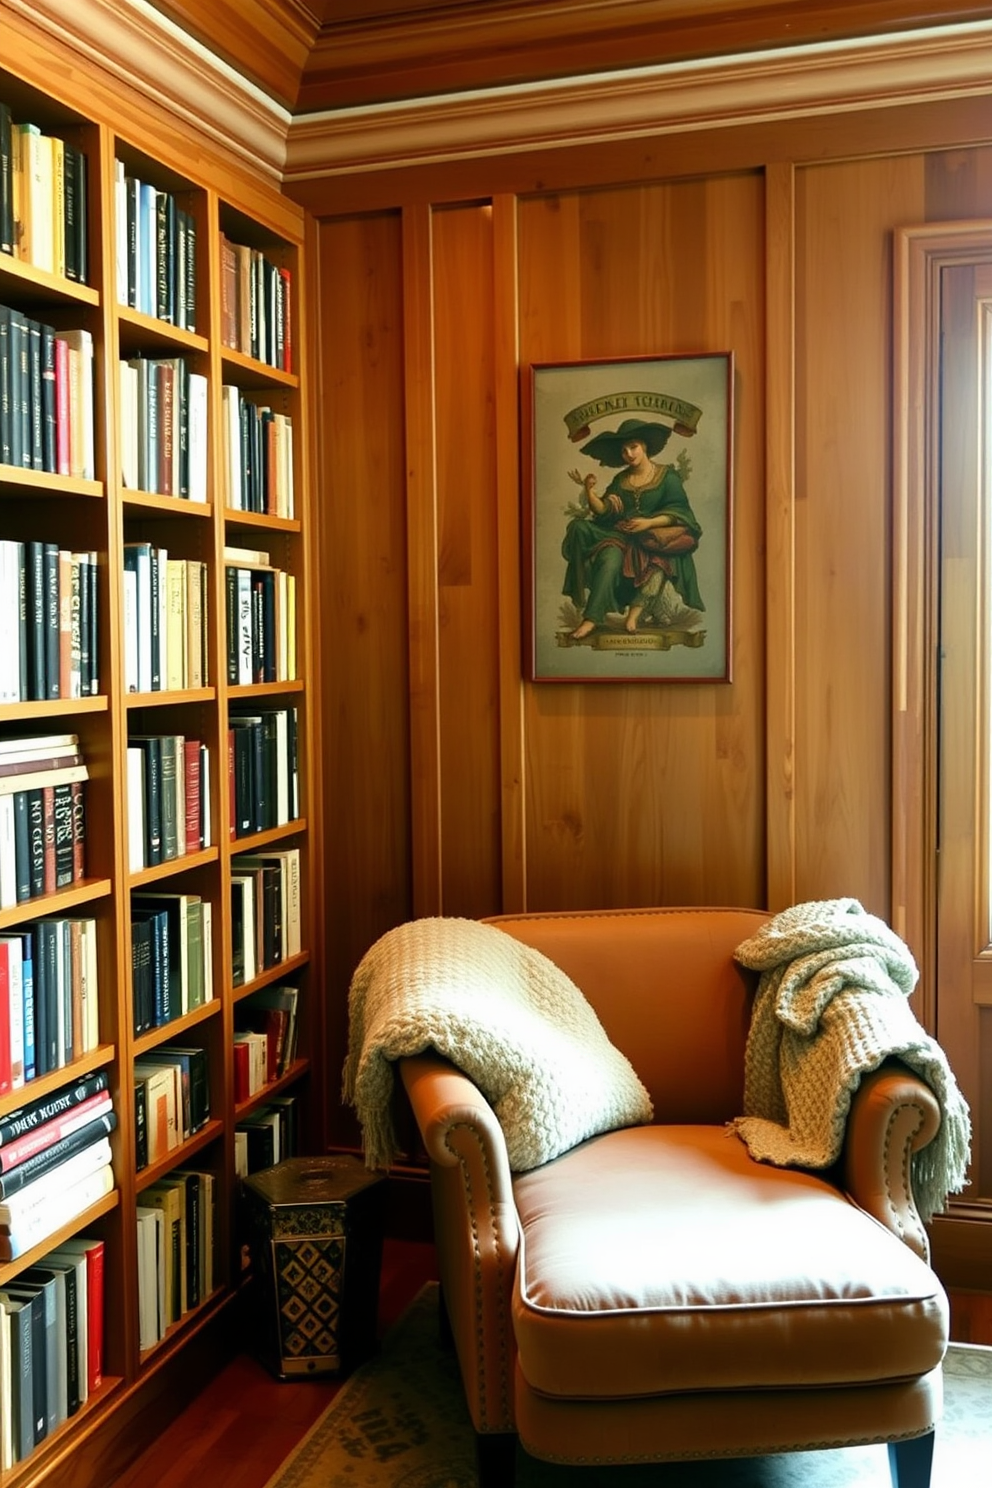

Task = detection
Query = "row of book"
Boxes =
[119,354,208,501]
[0,1071,114,1264]
[0,544,99,703]
[0,311,94,478]
[221,386,295,517]
[114,162,196,331]
[131,893,214,1037]
[219,233,292,373]
[0,1232,104,1469]
[126,735,210,873]
[134,1045,209,1168]
[228,707,300,841]
[136,1166,215,1351]
[122,545,209,694]
[0,917,100,1095]
[231,849,301,987]
[235,1094,299,1179]
[0,105,89,283]
[0,741,88,911]
[233,984,300,1101]
[225,558,298,687]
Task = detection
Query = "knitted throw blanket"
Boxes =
[342,917,653,1172]
[730,898,971,1221]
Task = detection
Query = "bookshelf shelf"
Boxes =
[0,469,103,499]
[0,32,317,1488]
[0,1190,119,1288]
[234,1057,311,1121]
[0,254,100,307]
[0,877,113,930]
[121,491,213,519]
[132,1000,221,1057]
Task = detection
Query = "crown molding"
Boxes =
[4,0,291,182]
[284,19,992,181]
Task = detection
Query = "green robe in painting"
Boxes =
[561,463,704,624]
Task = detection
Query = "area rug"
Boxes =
[263,1284,992,1488]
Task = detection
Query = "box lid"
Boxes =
[243,1155,385,1208]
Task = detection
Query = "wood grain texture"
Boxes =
[432,205,504,919]
[516,176,765,911]
[793,153,923,914]
[313,211,412,1149]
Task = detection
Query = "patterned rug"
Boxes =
[263,1284,992,1488]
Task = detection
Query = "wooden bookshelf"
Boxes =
[0,42,317,1488]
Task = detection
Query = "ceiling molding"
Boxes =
[284,19,992,181]
[4,0,292,182]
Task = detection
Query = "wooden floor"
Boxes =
[109,1238,439,1488]
[108,1252,990,1488]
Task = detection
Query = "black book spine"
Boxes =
[0,1110,117,1199]
[184,212,196,333]
[26,538,47,701]
[16,540,27,701]
[75,148,88,285]
[44,540,59,699]
[225,567,238,685]
[40,322,56,473]
[52,783,74,888]
[134,1075,148,1169]
[0,1069,111,1145]
[63,144,78,282]
[26,788,45,898]
[13,789,31,902]
[0,100,12,255]
[155,190,170,322]
[140,737,162,866]
[27,316,42,471]
[0,304,12,467]
[9,308,27,468]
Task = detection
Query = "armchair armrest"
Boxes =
[840,1060,942,1263]
[399,1052,519,1433]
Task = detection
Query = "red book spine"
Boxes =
[71,778,85,881]
[183,738,201,851]
[86,1240,105,1392]
[42,784,56,893]
[0,943,10,1098]
[232,1039,249,1103]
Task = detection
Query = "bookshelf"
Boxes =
[0,48,317,1488]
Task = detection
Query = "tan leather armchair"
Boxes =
[398,907,949,1488]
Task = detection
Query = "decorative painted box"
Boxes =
[242,1154,386,1378]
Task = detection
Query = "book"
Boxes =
[135,1206,163,1350]
[0,1162,112,1265]
[0,1109,117,1200]
[0,1070,110,1149]
[0,1290,35,1459]
[0,1088,112,1172]
[40,1244,87,1406]
[45,1235,103,1393]
[0,1137,113,1227]
[133,1060,179,1161]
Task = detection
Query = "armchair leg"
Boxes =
[888,1430,935,1488]
[476,1431,517,1488]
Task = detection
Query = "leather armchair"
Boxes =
[398,907,949,1488]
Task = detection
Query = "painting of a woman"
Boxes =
[561,417,704,640]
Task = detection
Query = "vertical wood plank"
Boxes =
[493,193,527,910]
[403,203,443,916]
[764,162,796,913]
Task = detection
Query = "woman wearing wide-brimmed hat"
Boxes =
[561,417,704,640]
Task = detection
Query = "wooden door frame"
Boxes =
[892,220,992,1285]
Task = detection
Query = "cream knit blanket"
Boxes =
[730,898,971,1221]
[342,917,653,1172]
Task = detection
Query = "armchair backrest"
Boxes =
[485,907,769,1124]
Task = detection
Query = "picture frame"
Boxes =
[523,352,734,683]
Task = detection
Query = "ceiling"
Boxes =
[150,0,992,114]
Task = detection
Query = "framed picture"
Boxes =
[523,352,734,682]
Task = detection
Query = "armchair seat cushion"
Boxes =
[511,1124,948,1400]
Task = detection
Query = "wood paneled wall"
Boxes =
[308,110,992,1150]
